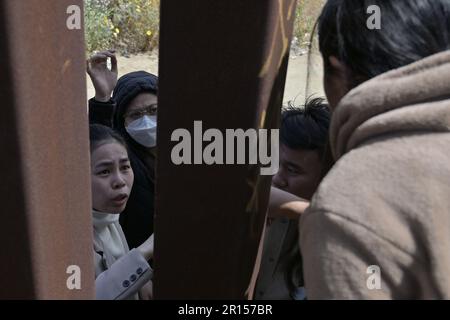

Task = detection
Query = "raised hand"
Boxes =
[86,49,118,102]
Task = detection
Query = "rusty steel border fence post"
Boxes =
[156,0,297,299]
[0,0,94,299]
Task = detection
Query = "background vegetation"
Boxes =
[84,0,159,55]
[84,0,325,55]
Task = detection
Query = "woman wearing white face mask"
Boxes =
[87,52,158,250]
[124,109,158,149]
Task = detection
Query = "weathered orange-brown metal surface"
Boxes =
[155,0,297,299]
[0,0,94,299]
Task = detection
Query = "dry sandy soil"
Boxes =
[86,50,325,107]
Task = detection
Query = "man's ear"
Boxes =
[328,56,347,75]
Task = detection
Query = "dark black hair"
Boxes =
[319,0,450,86]
[281,97,330,156]
[280,97,331,298]
[89,124,127,154]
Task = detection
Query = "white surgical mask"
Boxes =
[126,115,157,148]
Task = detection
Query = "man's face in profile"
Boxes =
[272,143,323,200]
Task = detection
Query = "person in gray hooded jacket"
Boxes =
[300,0,450,299]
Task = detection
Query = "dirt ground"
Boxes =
[86,50,325,107]
[284,51,325,106]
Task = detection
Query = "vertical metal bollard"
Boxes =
[0,0,94,299]
[156,0,297,299]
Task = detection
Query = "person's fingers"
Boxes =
[102,51,118,74]
[90,57,109,70]
[86,59,92,75]
[90,54,108,63]
[95,50,113,56]
[110,55,118,74]
[89,51,109,63]
[88,50,118,72]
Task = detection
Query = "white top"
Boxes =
[92,210,127,261]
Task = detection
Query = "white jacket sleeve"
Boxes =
[95,248,153,300]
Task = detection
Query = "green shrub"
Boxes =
[84,0,114,54]
[84,0,160,55]
[85,0,322,54]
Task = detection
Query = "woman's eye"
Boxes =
[127,111,142,120]
[121,165,131,171]
[98,170,110,176]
